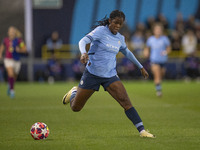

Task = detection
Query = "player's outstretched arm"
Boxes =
[143,47,150,58]
[120,47,143,69]
[0,44,5,59]
[16,45,27,53]
[140,67,149,79]
[120,48,149,79]
[79,36,91,64]
[166,46,171,55]
[80,53,89,64]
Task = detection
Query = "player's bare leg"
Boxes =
[106,81,155,138]
[151,64,162,97]
[62,87,95,112]
[151,64,161,84]
[70,88,95,111]
[106,81,132,110]
[6,67,15,77]
[161,67,166,79]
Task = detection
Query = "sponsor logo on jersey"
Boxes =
[106,44,119,52]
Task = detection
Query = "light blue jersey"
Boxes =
[146,35,170,63]
[79,25,143,78]
[86,26,128,77]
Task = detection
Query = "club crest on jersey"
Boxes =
[88,30,96,36]
[118,41,121,45]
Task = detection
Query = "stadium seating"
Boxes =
[70,0,199,45]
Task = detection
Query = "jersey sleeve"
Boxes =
[120,47,143,69]
[119,36,127,51]
[146,37,151,47]
[79,36,91,54]
[119,36,143,69]
[86,26,102,41]
[164,36,170,46]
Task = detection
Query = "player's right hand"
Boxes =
[80,53,89,64]
[140,67,149,79]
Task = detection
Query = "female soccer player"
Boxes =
[0,26,27,98]
[144,23,171,97]
[62,10,155,138]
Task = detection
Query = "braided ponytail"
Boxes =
[92,10,125,29]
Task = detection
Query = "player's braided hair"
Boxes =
[93,10,125,29]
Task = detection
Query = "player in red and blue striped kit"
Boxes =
[0,26,27,98]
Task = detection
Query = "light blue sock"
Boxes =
[156,84,162,91]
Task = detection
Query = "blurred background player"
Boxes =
[62,10,155,138]
[46,31,63,83]
[46,31,63,53]
[182,29,199,80]
[144,23,171,97]
[0,26,26,98]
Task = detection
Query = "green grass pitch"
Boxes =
[0,81,200,150]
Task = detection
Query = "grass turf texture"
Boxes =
[0,81,200,150]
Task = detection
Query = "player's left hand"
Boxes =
[140,67,149,79]
[80,53,89,64]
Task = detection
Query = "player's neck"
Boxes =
[155,35,161,38]
[9,37,15,40]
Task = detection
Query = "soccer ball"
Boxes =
[30,122,49,140]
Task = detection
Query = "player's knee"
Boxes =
[119,97,132,110]
[7,72,14,77]
[71,105,82,112]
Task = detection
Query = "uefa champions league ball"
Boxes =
[30,122,49,140]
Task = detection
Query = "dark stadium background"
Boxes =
[0,0,199,81]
